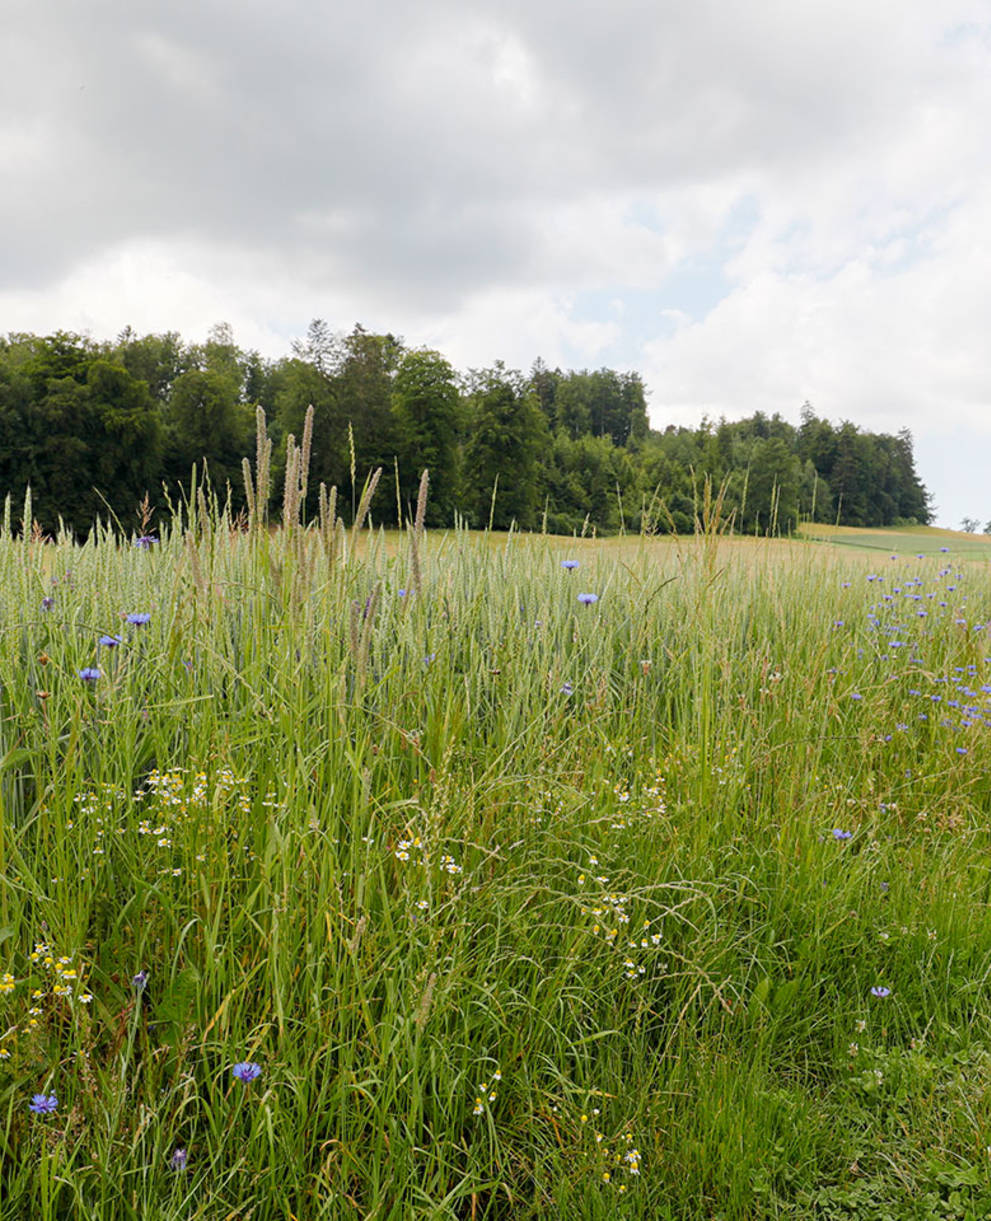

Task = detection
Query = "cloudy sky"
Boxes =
[3,1,989,526]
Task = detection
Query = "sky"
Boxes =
[2,0,989,528]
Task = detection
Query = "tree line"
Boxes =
[0,322,932,536]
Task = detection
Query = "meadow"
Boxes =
[2,470,991,1219]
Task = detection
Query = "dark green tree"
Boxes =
[464,364,548,530]
[164,369,253,500]
[393,348,462,525]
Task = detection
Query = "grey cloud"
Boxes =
[1,0,986,314]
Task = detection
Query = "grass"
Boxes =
[797,521,991,557]
[1,496,991,1218]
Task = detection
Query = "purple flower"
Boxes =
[577,593,599,605]
[134,535,157,549]
[99,635,122,648]
[849,692,862,701]
[29,1093,58,1114]
[79,667,101,682]
[131,970,149,990]
[871,986,891,998]
[560,681,574,696]
[169,1148,188,1171]
[561,560,580,570]
[232,1061,262,1083]
[41,597,54,612]
[831,829,852,840]
[125,613,151,626]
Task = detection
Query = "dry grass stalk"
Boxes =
[242,458,256,525]
[299,404,314,509]
[350,467,382,545]
[409,468,429,596]
[415,972,438,1031]
[255,406,271,519]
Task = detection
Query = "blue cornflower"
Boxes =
[232,1061,262,1083]
[132,970,149,990]
[125,612,151,626]
[561,559,579,570]
[849,692,862,700]
[169,1148,188,1171]
[397,589,407,597]
[79,667,101,682]
[940,547,949,552]
[29,1093,58,1114]
[577,593,599,604]
[560,682,574,696]
[871,986,891,998]
[134,535,157,549]
[41,597,54,612]
[99,635,122,648]
[831,829,852,840]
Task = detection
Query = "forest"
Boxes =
[0,322,932,536]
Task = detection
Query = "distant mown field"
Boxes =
[1,507,991,1219]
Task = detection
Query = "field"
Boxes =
[2,496,991,1219]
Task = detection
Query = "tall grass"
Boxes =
[1,485,991,1218]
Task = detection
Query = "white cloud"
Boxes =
[1,0,989,522]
